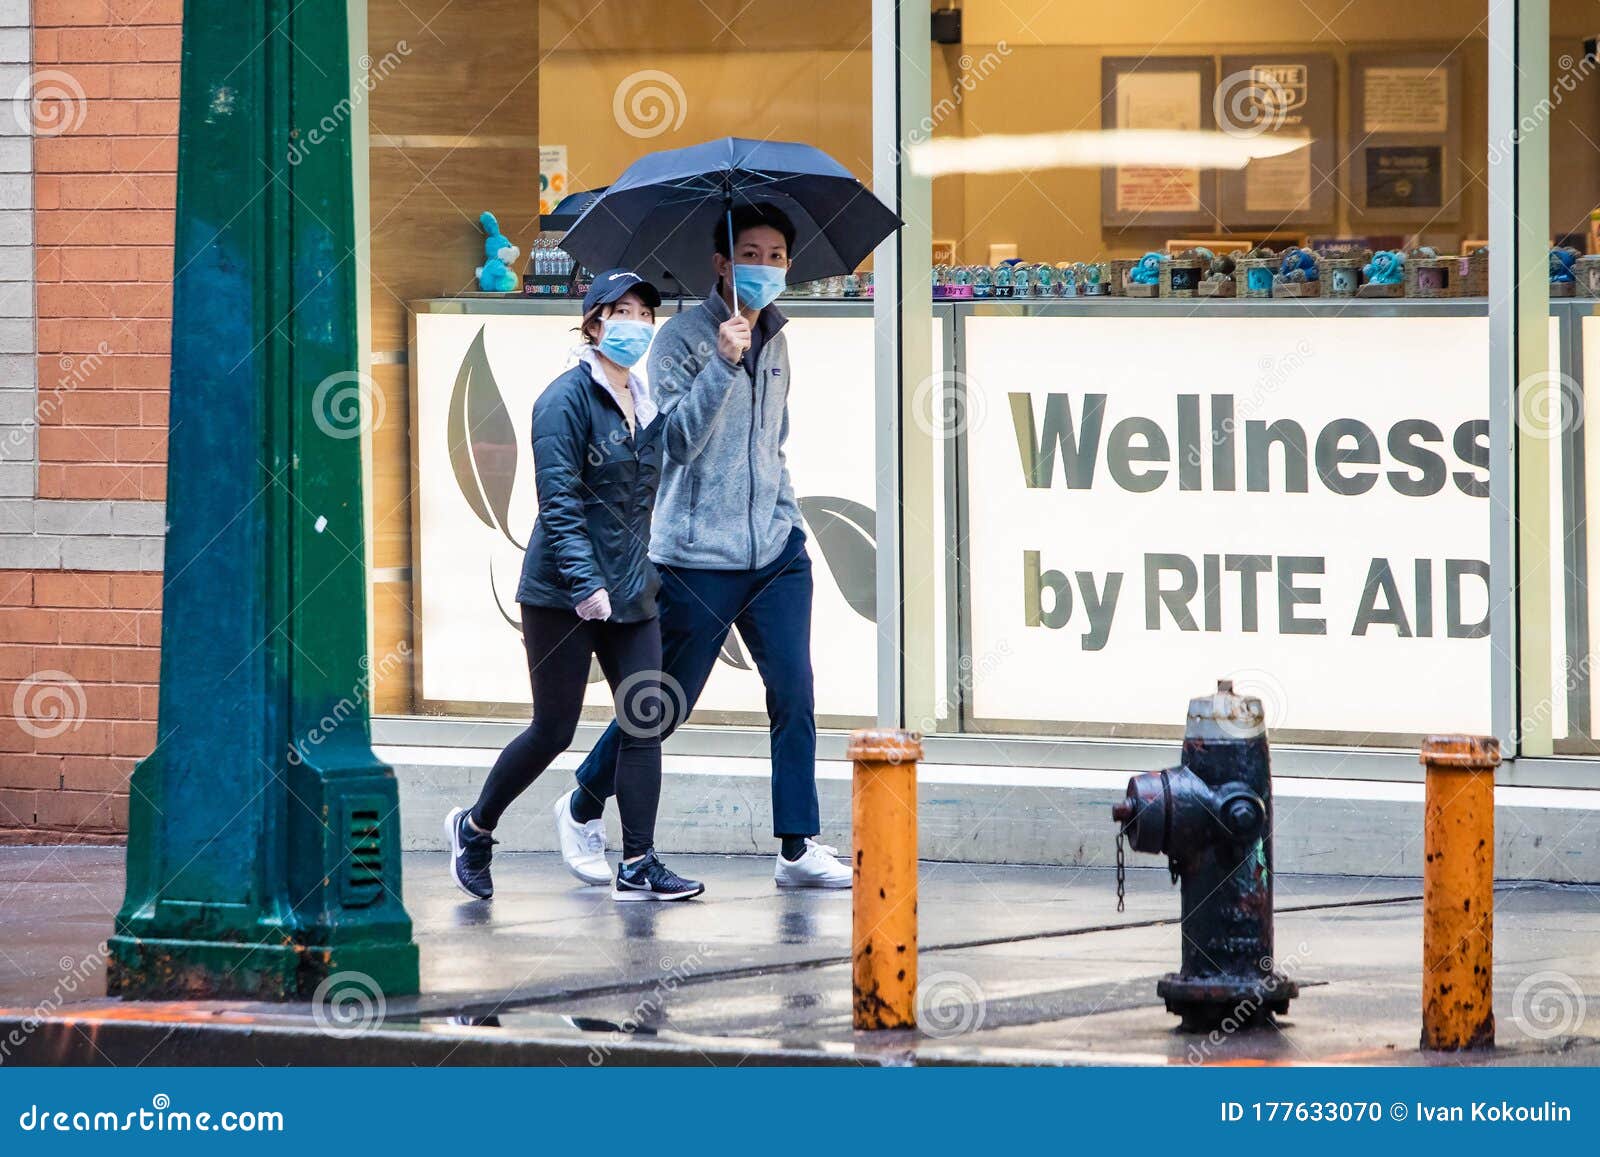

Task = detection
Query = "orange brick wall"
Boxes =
[0,570,160,840]
[0,0,179,842]
[34,0,176,499]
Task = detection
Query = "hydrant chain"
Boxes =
[1115,830,1125,912]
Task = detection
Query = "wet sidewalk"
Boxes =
[2,846,1598,1066]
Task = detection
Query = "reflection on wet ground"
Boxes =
[4,847,1598,1065]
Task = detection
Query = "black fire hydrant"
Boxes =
[1110,680,1298,1032]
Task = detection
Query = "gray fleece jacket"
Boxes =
[646,288,801,570]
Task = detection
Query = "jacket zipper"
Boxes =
[586,364,641,603]
[747,362,758,569]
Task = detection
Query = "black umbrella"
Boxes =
[543,186,608,231]
[560,137,901,302]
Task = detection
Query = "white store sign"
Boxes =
[962,314,1494,739]
[412,309,882,722]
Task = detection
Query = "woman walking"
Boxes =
[445,269,703,903]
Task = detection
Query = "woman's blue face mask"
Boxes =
[732,262,787,311]
[598,318,654,368]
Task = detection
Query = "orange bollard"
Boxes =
[849,728,922,1030]
[1419,734,1499,1050]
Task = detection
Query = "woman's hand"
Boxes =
[716,315,752,364]
[575,589,612,621]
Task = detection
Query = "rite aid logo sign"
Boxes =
[1250,64,1309,124]
[1216,64,1309,136]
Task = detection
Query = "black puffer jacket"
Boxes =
[516,363,663,622]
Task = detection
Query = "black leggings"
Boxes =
[471,604,664,859]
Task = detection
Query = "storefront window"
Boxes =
[928,1,1494,745]
[365,2,877,726]
[1549,1,1600,754]
[358,1,1565,763]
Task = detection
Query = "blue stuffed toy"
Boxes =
[1551,246,1579,284]
[475,211,520,293]
[1129,251,1164,285]
[1278,246,1319,283]
[1364,250,1404,286]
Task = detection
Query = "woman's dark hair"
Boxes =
[713,202,797,258]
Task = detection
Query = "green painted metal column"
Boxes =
[107,0,419,1000]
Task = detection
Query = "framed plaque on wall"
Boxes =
[1347,51,1462,224]
[1101,56,1217,230]
[1215,54,1336,227]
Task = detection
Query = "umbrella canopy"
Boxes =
[543,186,608,230]
[560,137,901,295]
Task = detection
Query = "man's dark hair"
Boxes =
[713,202,797,258]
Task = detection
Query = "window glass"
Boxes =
[931,1,1492,745]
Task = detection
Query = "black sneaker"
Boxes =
[612,852,704,902]
[445,806,496,899]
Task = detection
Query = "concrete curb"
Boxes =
[0,1015,867,1067]
[390,753,1600,882]
[3,1010,1589,1068]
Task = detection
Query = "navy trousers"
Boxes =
[572,526,819,838]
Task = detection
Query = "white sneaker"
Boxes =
[553,790,611,885]
[774,839,852,889]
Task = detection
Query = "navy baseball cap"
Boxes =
[583,268,662,312]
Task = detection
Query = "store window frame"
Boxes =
[369,0,1593,789]
[896,0,1562,782]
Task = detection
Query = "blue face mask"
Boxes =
[597,318,654,368]
[731,262,787,311]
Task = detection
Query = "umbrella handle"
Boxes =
[725,204,740,313]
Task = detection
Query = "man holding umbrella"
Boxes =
[556,201,848,887]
